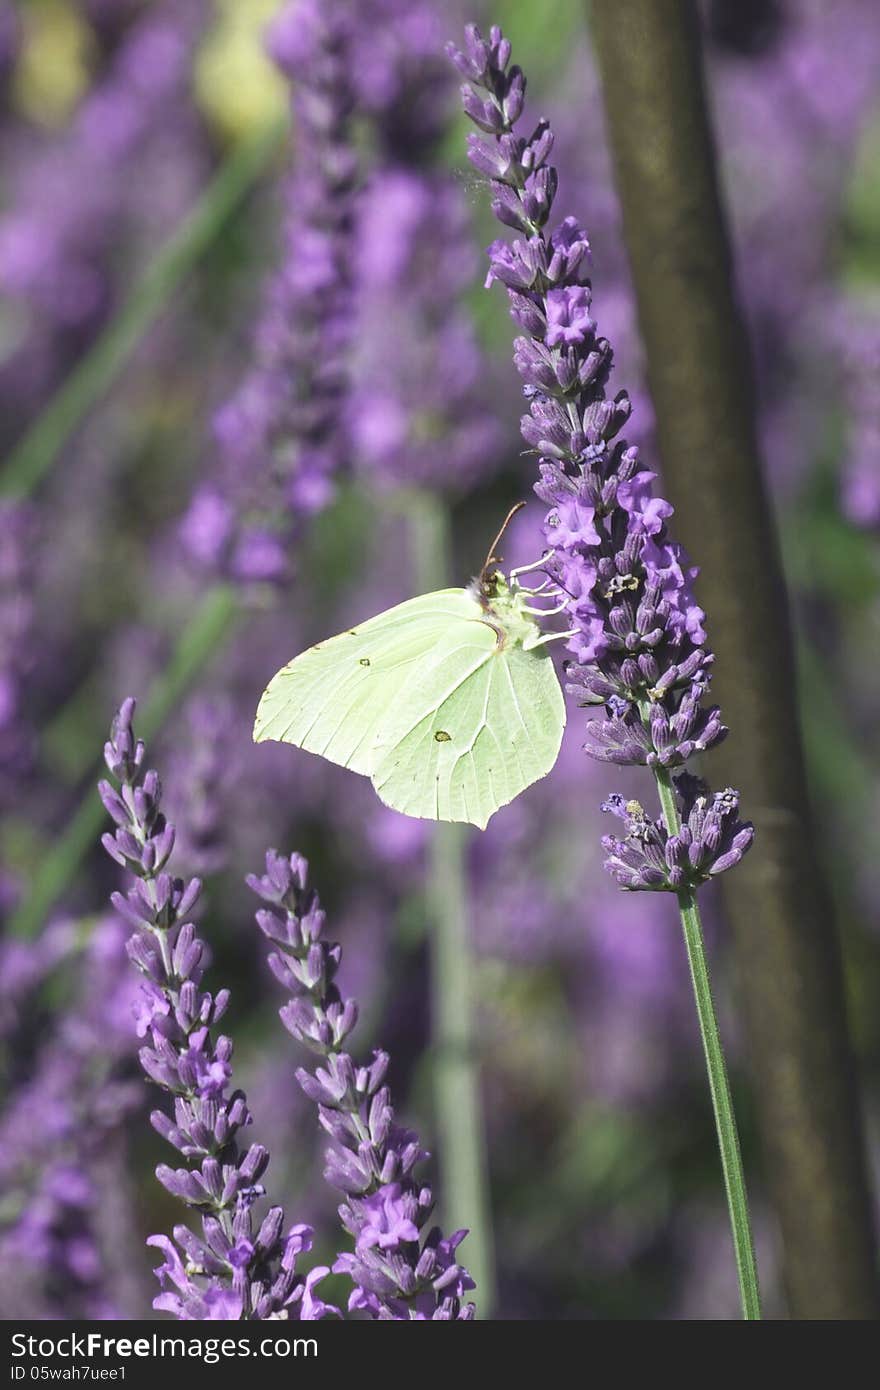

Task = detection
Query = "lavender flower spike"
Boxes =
[452,22,762,1321]
[247,851,476,1320]
[182,0,358,584]
[449,23,753,892]
[100,700,334,1321]
[600,779,754,893]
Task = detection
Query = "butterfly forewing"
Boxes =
[253,589,481,776]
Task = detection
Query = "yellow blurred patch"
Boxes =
[195,0,288,144]
[12,0,95,127]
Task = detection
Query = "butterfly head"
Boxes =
[477,565,508,602]
[471,567,543,650]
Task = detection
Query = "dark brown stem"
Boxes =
[589,0,878,1319]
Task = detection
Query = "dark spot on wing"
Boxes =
[359,657,371,667]
[348,630,358,636]
[434,730,452,742]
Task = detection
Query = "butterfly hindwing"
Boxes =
[369,624,565,829]
[369,623,496,824]
[252,589,480,776]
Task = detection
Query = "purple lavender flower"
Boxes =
[707,1,880,499]
[600,779,754,893]
[0,919,77,1042]
[182,0,358,585]
[351,168,502,495]
[345,0,502,496]
[183,0,504,576]
[450,25,753,886]
[0,0,209,457]
[0,500,37,808]
[453,29,767,1322]
[348,0,452,154]
[99,699,335,1320]
[161,697,239,877]
[247,850,476,1320]
[0,2,208,341]
[0,918,144,1320]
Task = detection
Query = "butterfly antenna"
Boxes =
[481,501,526,581]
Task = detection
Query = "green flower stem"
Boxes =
[590,0,877,1314]
[428,819,496,1315]
[652,762,762,1320]
[405,489,497,1316]
[8,584,240,938]
[0,119,286,499]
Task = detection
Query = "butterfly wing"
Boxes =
[370,627,565,829]
[253,589,478,776]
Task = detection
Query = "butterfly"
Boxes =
[253,506,567,829]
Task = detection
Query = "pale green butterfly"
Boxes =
[253,505,568,829]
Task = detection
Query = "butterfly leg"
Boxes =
[523,626,581,649]
[510,554,553,580]
[516,578,556,596]
[522,598,570,617]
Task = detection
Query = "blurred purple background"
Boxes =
[0,0,878,1319]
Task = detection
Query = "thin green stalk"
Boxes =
[590,0,877,1314]
[652,763,762,1321]
[428,820,496,1315]
[1,119,286,499]
[8,584,240,938]
[405,489,497,1316]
